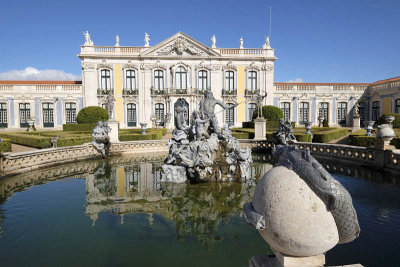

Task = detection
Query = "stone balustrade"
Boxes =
[274,83,368,92]
[0,83,82,93]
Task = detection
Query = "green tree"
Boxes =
[76,106,108,124]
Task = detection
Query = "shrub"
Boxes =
[377,113,400,128]
[252,105,283,121]
[232,132,252,139]
[294,134,312,143]
[322,119,329,128]
[0,138,12,152]
[119,132,162,141]
[57,136,93,147]
[0,133,51,148]
[63,123,98,132]
[312,128,348,143]
[76,106,108,124]
[241,121,295,130]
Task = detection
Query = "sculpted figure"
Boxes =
[105,95,115,120]
[191,111,209,140]
[175,106,188,131]
[83,31,93,46]
[353,101,360,117]
[92,121,111,157]
[239,37,244,49]
[144,33,150,47]
[211,35,216,48]
[199,90,237,134]
[273,119,297,145]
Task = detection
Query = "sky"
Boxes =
[0,0,398,83]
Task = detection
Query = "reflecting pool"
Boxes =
[0,153,399,266]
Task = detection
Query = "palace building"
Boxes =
[0,32,398,131]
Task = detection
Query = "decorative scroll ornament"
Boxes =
[223,96,237,102]
[262,63,274,72]
[123,60,138,70]
[97,60,112,69]
[223,61,237,71]
[124,96,138,104]
[245,61,260,71]
[195,60,212,71]
[157,37,203,56]
[82,63,96,70]
[210,65,222,71]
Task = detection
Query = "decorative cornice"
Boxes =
[245,61,260,71]
[82,63,96,70]
[223,61,237,71]
[123,96,139,103]
[97,60,112,70]
[141,60,166,70]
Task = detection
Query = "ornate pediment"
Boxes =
[245,61,260,71]
[141,32,220,57]
[195,60,212,71]
[223,62,237,71]
[97,60,112,70]
[123,61,138,70]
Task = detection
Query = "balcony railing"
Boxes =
[150,88,168,95]
[122,89,139,96]
[245,89,260,96]
[97,88,114,96]
[169,88,188,95]
[222,89,237,96]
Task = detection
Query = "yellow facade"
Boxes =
[113,64,124,123]
[237,65,245,123]
[383,97,392,114]
[116,167,126,198]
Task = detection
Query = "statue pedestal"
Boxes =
[254,118,267,140]
[108,120,119,143]
[249,250,325,267]
[352,116,361,132]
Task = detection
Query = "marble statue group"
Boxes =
[161,90,253,183]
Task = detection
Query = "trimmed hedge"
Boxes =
[63,123,98,132]
[119,132,163,141]
[312,128,348,143]
[349,129,400,148]
[0,133,51,148]
[242,121,296,130]
[57,136,93,147]
[252,105,284,121]
[377,113,400,128]
[76,106,108,124]
[0,138,12,152]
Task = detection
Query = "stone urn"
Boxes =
[140,123,147,135]
[318,116,324,127]
[385,116,395,128]
[364,121,375,136]
[376,124,396,150]
[27,118,36,132]
[305,121,312,135]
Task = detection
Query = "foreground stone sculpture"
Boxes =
[376,124,396,150]
[92,121,111,157]
[243,145,360,265]
[272,119,297,145]
[162,90,252,183]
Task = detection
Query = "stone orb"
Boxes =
[252,166,339,256]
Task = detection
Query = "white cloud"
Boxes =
[285,78,304,83]
[0,67,81,81]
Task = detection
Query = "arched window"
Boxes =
[154,70,164,90]
[65,102,77,123]
[299,102,309,124]
[280,102,290,121]
[126,70,136,90]
[42,102,54,128]
[225,71,234,91]
[19,103,30,128]
[198,70,208,91]
[337,102,347,125]
[319,102,329,121]
[372,101,380,121]
[127,103,137,127]
[225,103,235,125]
[155,103,165,126]
[100,69,111,90]
[395,99,400,113]
[0,102,7,128]
[175,66,187,90]
[248,103,257,121]
[248,71,257,90]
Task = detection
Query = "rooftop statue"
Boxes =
[83,30,94,46]
[211,35,216,48]
[115,35,120,47]
[144,33,150,47]
[239,37,244,49]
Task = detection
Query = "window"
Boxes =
[396,99,400,114]
[248,103,257,121]
[337,102,347,125]
[280,102,290,121]
[175,66,187,90]
[127,103,137,127]
[101,69,111,90]
[65,102,77,123]
[155,103,165,126]
[225,71,234,91]
[248,71,257,90]
[225,103,235,125]
[358,102,365,121]
[198,70,208,90]
[42,103,54,128]
[372,101,380,121]
[319,102,329,121]
[299,102,309,124]
[126,70,136,90]
[19,103,30,128]
[154,70,164,90]
[0,103,7,128]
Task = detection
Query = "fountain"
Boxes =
[161,90,252,183]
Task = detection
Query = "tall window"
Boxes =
[280,102,290,121]
[248,71,257,90]
[319,102,329,121]
[65,102,77,123]
[42,103,54,128]
[101,69,111,90]
[248,103,257,121]
[337,102,347,125]
[358,102,365,121]
[225,71,234,91]
[299,102,309,124]
[395,99,400,114]
[0,103,7,128]
[175,66,187,90]
[126,70,136,90]
[155,103,165,126]
[154,70,164,90]
[372,101,380,121]
[198,70,208,90]
[225,103,235,125]
[127,103,137,127]
[19,103,30,128]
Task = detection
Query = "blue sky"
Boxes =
[0,0,398,83]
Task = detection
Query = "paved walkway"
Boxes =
[11,144,38,153]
